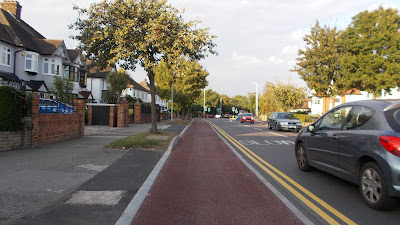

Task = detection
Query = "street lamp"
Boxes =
[203,88,206,118]
[251,82,258,117]
[220,97,225,114]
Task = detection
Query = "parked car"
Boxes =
[295,100,400,210]
[268,112,302,132]
[207,114,215,118]
[215,113,222,119]
[241,113,254,124]
[223,113,230,118]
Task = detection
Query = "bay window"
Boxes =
[25,51,39,73]
[43,58,61,75]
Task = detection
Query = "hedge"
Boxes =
[0,86,24,131]
[293,113,314,123]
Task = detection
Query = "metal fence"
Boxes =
[39,98,73,114]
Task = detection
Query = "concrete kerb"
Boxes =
[115,120,193,225]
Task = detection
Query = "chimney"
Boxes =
[1,1,22,20]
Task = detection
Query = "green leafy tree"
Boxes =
[340,7,400,97]
[155,58,208,118]
[259,81,307,113]
[104,69,130,103]
[50,76,74,104]
[71,0,217,132]
[292,21,343,107]
[231,95,249,112]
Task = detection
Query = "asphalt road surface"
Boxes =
[208,118,400,225]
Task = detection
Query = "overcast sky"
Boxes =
[19,0,400,97]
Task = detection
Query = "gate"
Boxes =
[92,105,110,126]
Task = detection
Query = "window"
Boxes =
[69,66,79,81]
[43,58,61,75]
[0,45,11,66]
[25,52,39,72]
[317,106,352,130]
[344,106,375,130]
[314,99,321,104]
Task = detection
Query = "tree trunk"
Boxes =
[181,105,186,119]
[149,72,158,133]
[186,106,191,119]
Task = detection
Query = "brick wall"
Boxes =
[30,95,85,147]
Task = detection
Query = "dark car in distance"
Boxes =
[268,112,302,132]
[295,100,400,210]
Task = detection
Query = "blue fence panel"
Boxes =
[39,99,73,114]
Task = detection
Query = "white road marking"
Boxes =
[239,140,295,146]
[269,132,288,137]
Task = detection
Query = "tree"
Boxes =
[231,95,249,112]
[292,21,343,107]
[154,58,208,118]
[340,7,400,97]
[259,81,307,113]
[50,76,74,104]
[103,69,130,104]
[71,0,217,132]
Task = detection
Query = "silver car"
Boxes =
[295,100,400,209]
[268,112,302,132]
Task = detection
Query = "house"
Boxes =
[122,78,151,102]
[86,65,114,103]
[139,79,168,111]
[0,0,90,100]
[308,87,400,116]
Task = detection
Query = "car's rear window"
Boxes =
[384,105,400,132]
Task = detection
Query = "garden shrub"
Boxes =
[0,86,24,131]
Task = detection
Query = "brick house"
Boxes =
[0,0,91,100]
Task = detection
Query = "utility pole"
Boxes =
[251,82,258,117]
[171,83,174,121]
[203,88,206,118]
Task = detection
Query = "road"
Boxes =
[207,118,400,225]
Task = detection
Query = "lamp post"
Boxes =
[203,88,206,118]
[220,97,225,114]
[251,82,258,117]
[171,83,174,121]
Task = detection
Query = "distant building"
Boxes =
[308,88,400,116]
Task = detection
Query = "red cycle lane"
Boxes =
[132,118,303,225]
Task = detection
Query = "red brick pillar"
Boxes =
[134,102,141,124]
[88,105,93,125]
[109,105,117,127]
[74,99,86,137]
[30,94,40,146]
[117,101,129,127]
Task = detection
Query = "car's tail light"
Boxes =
[379,136,400,157]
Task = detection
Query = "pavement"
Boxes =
[0,122,186,225]
[0,118,309,225]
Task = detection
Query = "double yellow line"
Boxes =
[206,120,357,225]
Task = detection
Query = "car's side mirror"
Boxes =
[308,124,316,133]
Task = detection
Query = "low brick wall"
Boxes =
[30,95,85,147]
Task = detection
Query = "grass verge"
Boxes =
[105,132,177,150]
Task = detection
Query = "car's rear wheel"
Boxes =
[295,143,312,171]
[359,162,390,210]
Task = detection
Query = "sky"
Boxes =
[18,0,400,97]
